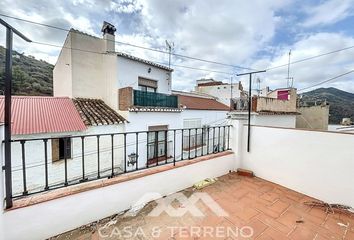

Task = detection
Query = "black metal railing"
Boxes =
[4,126,232,204]
[133,90,178,108]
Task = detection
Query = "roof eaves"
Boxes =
[116,52,173,72]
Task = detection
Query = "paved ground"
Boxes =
[53,173,354,239]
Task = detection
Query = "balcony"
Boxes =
[119,87,179,111]
[133,90,178,108]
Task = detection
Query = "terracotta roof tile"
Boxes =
[177,95,229,111]
[73,98,126,126]
[197,81,225,86]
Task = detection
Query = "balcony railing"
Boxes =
[133,90,178,108]
[5,126,231,205]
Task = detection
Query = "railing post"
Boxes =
[207,127,210,154]
[97,136,100,178]
[218,126,221,152]
[227,125,231,150]
[136,132,139,171]
[223,126,226,151]
[164,130,168,164]
[188,128,191,159]
[111,134,114,177]
[213,127,216,153]
[155,131,159,166]
[146,132,149,168]
[173,130,176,166]
[80,136,87,182]
[195,128,198,158]
[201,128,204,156]
[181,129,184,160]
[124,133,127,172]
[4,27,13,209]
[1,19,31,209]
[64,138,68,186]
[20,141,28,195]
[43,139,49,190]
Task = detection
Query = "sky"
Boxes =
[1,0,354,93]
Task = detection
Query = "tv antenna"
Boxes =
[286,50,294,87]
[256,77,261,96]
[165,40,174,68]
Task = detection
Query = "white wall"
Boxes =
[124,110,228,168]
[1,153,235,240]
[195,84,241,106]
[10,125,125,196]
[53,31,118,110]
[53,33,72,98]
[252,114,296,128]
[117,57,172,94]
[235,124,354,207]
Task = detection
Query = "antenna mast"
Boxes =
[165,40,174,68]
[287,49,292,87]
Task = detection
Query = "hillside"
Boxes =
[0,46,53,96]
[300,87,354,124]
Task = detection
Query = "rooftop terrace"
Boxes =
[53,173,354,240]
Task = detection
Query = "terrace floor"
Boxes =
[54,173,354,239]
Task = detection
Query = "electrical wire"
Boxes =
[30,40,234,75]
[298,69,354,93]
[2,13,354,76]
[266,46,354,71]
[0,13,253,70]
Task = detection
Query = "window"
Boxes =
[139,85,156,92]
[138,77,157,92]
[147,125,168,164]
[52,137,71,162]
[277,90,290,100]
[183,119,205,150]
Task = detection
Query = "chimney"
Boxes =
[101,21,116,52]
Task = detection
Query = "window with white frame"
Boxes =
[147,125,168,164]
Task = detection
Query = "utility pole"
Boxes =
[0,18,31,209]
[237,70,266,152]
[165,40,174,69]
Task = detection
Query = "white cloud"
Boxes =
[1,0,354,93]
[134,0,292,89]
[302,0,354,27]
[109,0,142,13]
[252,32,354,93]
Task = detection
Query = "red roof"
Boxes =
[0,96,87,135]
[197,81,225,87]
[177,95,229,111]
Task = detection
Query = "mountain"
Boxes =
[0,46,53,96]
[300,87,354,124]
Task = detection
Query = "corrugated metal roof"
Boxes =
[0,96,87,135]
[176,94,230,111]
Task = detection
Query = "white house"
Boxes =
[194,78,243,107]
[0,96,126,196]
[53,21,231,168]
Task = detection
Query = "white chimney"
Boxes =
[101,21,116,52]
